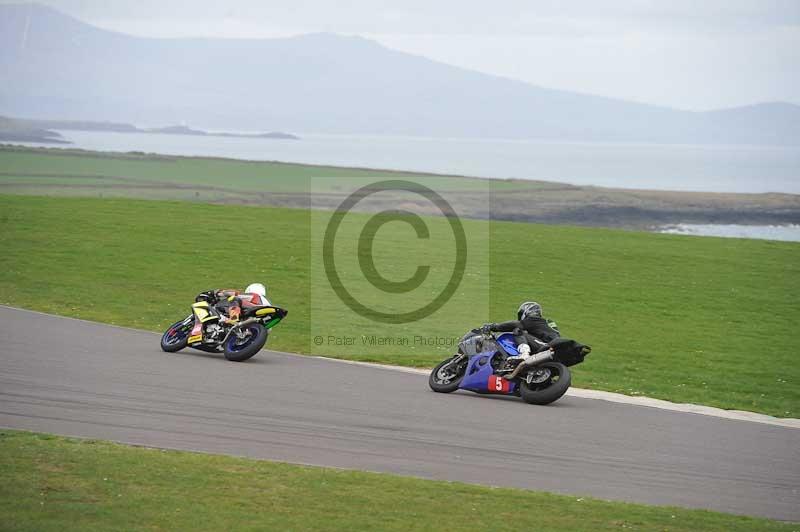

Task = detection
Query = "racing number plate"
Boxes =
[488,375,510,393]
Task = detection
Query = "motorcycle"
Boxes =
[160,292,288,362]
[429,328,590,405]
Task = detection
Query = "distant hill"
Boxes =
[145,125,298,139]
[1,3,798,145]
[0,116,69,144]
[0,115,299,141]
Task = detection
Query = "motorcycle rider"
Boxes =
[196,283,271,324]
[476,301,560,376]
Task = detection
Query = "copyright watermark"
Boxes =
[322,180,467,324]
[313,334,460,348]
[310,176,489,356]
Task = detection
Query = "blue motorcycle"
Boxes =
[429,329,590,405]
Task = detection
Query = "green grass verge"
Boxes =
[1,194,798,417]
[1,430,793,532]
[0,145,544,197]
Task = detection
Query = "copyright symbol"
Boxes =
[322,180,467,324]
[313,336,324,346]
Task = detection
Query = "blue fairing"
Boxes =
[496,332,519,356]
[459,350,518,395]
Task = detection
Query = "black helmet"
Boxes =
[517,301,542,320]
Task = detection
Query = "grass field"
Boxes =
[0,145,542,197]
[1,194,798,416]
[5,144,798,230]
[1,430,793,532]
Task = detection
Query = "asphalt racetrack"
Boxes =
[1,306,797,521]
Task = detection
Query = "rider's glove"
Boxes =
[480,323,494,334]
[518,343,531,359]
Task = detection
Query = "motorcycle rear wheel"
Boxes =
[519,362,571,405]
[223,323,268,362]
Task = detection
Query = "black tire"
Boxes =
[519,362,571,405]
[161,318,191,352]
[223,323,268,362]
[429,356,467,393]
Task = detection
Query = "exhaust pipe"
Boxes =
[506,348,554,380]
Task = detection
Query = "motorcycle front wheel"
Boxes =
[429,355,467,393]
[160,318,191,352]
[223,323,268,362]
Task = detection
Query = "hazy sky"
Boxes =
[9,0,800,110]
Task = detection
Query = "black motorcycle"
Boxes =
[160,292,287,362]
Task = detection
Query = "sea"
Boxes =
[659,224,800,242]
[14,130,800,242]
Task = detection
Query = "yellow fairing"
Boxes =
[188,334,202,344]
[193,307,210,320]
[191,301,217,322]
[255,307,276,316]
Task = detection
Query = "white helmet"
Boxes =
[245,282,267,298]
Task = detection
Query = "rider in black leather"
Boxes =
[479,301,559,355]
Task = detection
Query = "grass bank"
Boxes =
[1,430,792,532]
[0,144,535,196]
[1,195,797,416]
[5,145,796,229]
